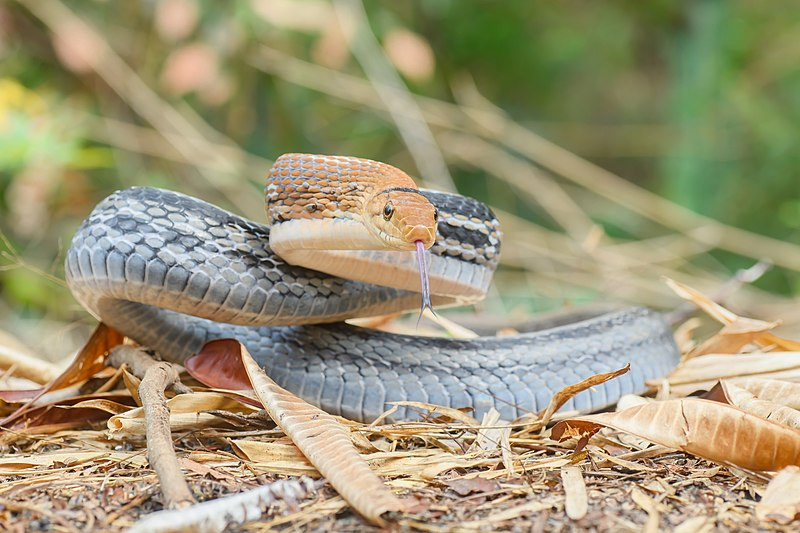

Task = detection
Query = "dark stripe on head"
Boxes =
[379,187,427,196]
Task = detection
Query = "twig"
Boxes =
[107,346,195,508]
[140,361,195,508]
[127,477,319,533]
[107,346,193,395]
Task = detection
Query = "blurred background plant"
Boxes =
[1,0,800,359]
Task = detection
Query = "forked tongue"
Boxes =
[415,240,435,324]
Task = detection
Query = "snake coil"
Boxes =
[66,183,679,421]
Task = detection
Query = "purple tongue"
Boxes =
[415,240,434,320]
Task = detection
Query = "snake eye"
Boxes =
[433,208,439,222]
[383,202,394,220]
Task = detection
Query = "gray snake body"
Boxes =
[66,186,679,421]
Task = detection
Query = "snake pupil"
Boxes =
[433,208,438,222]
[383,202,394,220]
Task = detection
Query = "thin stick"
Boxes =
[139,361,195,508]
[107,346,195,508]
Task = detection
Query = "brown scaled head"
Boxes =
[364,187,439,250]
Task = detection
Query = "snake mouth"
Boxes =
[404,224,436,248]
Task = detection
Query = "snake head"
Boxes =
[364,187,438,250]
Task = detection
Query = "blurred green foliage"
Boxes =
[1,0,800,339]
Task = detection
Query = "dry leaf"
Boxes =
[184,339,251,390]
[690,319,781,357]
[232,439,318,477]
[0,324,123,427]
[0,450,148,471]
[552,398,800,471]
[538,364,630,426]
[725,377,800,409]
[384,401,479,426]
[108,391,258,436]
[631,487,660,533]
[234,340,406,524]
[756,465,800,523]
[665,278,800,351]
[716,381,800,428]
[561,466,587,520]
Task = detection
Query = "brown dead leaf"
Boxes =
[176,457,238,482]
[666,278,800,352]
[0,324,124,427]
[715,380,800,428]
[552,398,800,471]
[2,392,136,435]
[756,465,800,523]
[234,339,406,524]
[538,364,630,426]
[690,319,781,357]
[232,439,318,477]
[725,377,800,409]
[184,339,251,390]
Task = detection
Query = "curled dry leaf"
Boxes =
[665,278,800,352]
[724,377,800,409]
[552,398,800,471]
[690,319,781,357]
[715,380,800,428]
[230,340,406,524]
[108,391,259,436]
[756,465,800,524]
[538,364,630,426]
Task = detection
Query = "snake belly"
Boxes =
[65,186,679,422]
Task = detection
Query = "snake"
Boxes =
[65,153,680,422]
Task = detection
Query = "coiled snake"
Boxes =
[66,154,679,422]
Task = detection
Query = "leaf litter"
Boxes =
[0,281,799,530]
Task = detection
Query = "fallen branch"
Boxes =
[108,346,195,508]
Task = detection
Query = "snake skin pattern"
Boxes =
[66,186,679,421]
